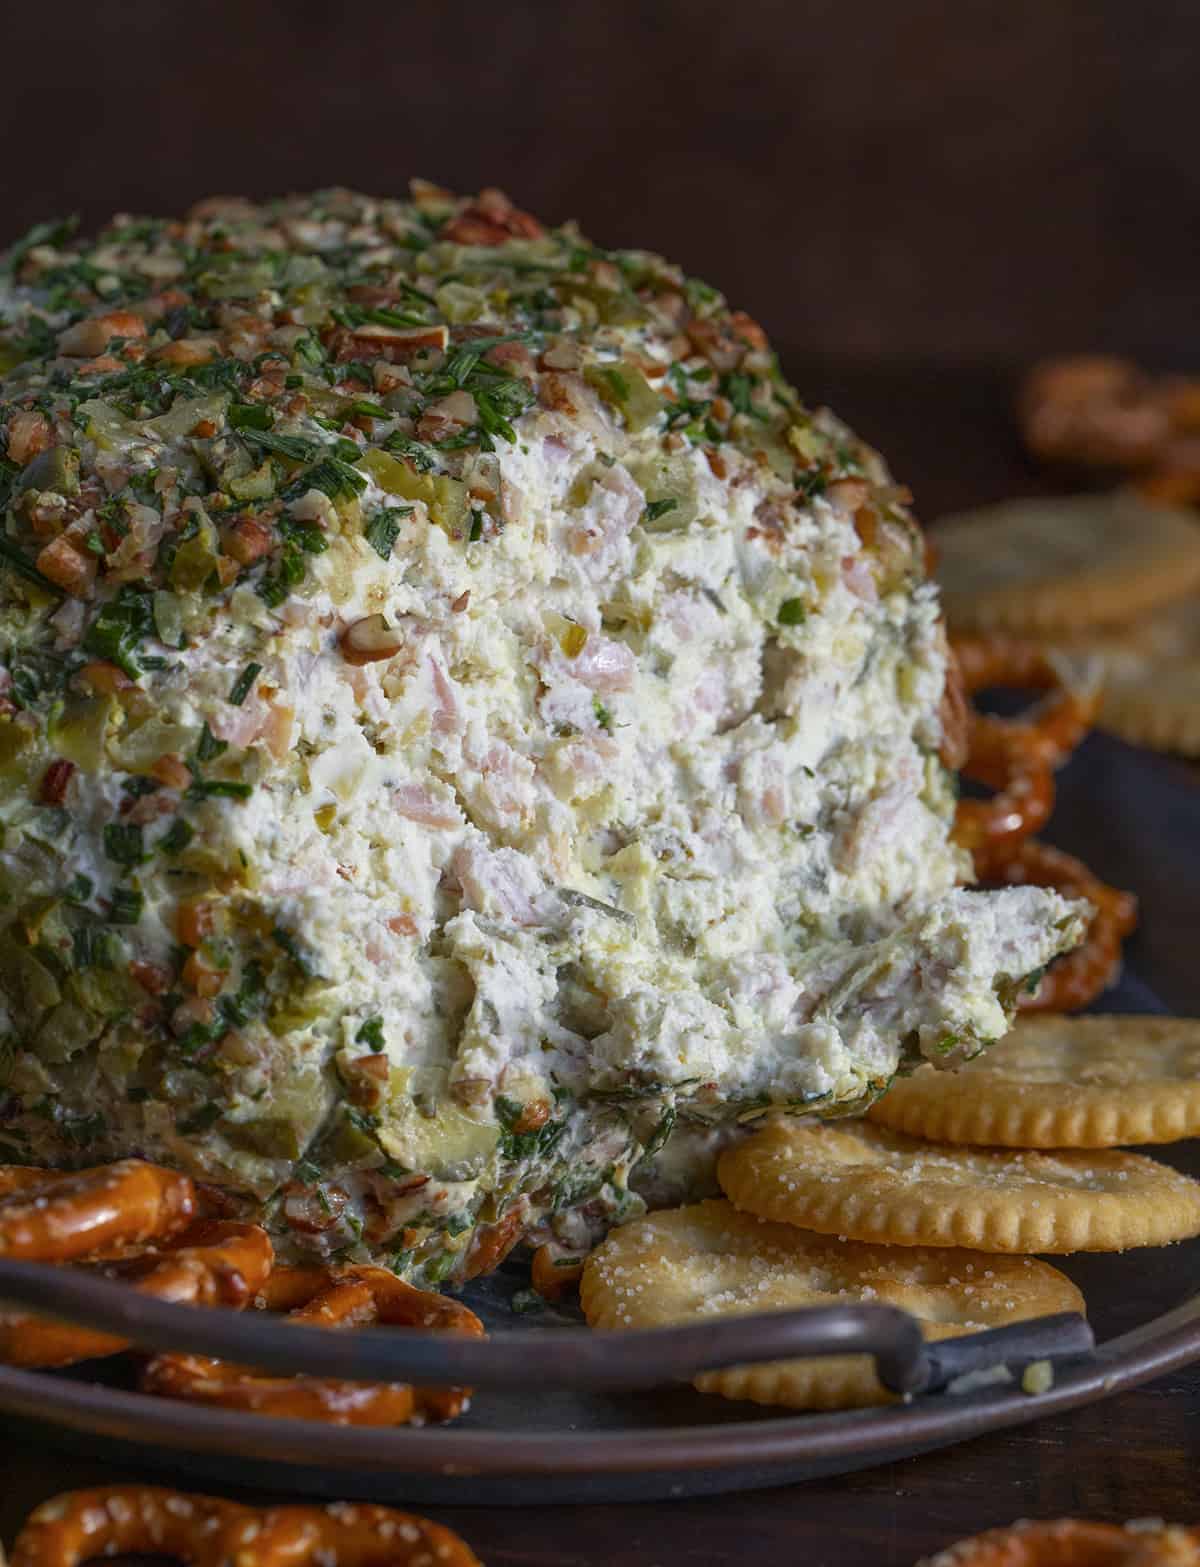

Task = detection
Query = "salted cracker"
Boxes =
[718,1119,1200,1254]
[580,1198,1083,1411]
[867,1015,1200,1148]
[934,493,1200,635]
[1058,595,1200,756]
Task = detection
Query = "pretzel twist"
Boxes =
[141,1263,485,1426]
[946,634,1089,866]
[0,1160,196,1262]
[10,1487,481,1567]
[919,1516,1200,1565]
[0,1219,274,1368]
[952,633,1100,771]
[953,756,1056,864]
[939,634,1137,1012]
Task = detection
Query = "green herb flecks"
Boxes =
[2,215,79,275]
[186,778,253,801]
[83,584,157,678]
[157,818,195,855]
[272,923,316,978]
[364,506,412,561]
[286,456,368,503]
[494,1095,568,1163]
[227,662,262,706]
[641,498,678,525]
[642,1105,676,1158]
[195,722,227,763]
[102,822,146,868]
[356,1016,386,1052]
[245,428,319,463]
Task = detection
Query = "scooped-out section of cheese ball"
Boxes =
[0,185,1084,1281]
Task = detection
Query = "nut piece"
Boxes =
[58,311,148,358]
[340,613,406,665]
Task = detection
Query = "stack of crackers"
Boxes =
[580,1016,1200,1411]
[936,356,1200,757]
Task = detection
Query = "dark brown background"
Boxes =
[2,0,1198,370]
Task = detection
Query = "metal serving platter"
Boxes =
[2,731,1198,1505]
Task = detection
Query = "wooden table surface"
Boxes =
[3,364,1198,1566]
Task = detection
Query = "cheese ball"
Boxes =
[0,185,1083,1280]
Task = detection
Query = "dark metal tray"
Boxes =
[2,731,1197,1505]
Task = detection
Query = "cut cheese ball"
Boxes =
[0,186,1083,1282]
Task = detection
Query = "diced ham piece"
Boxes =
[569,634,636,693]
[393,783,462,830]
[451,841,547,926]
[428,652,463,734]
[842,554,878,603]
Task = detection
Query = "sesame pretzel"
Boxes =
[948,634,1099,871]
[0,1218,274,1368]
[941,635,1136,1011]
[141,1262,485,1425]
[919,1516,1200,1565]
[953,754,1057,870]
[0,1159,197,1263]
[952,634,1100,772]
[10,1487,481,1567]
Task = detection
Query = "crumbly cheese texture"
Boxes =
[0,187,1083,1280]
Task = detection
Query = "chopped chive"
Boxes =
[109,886,145,925]
[364,507,411,561]
[778,598,807,626]
[356,1016,386,1052]
[63,873,94,903]
[158,818,195,855]
[641,498,678,524]
[103,822,145,868]
[227,661,262,706]
[195,722,227,762]
[228,402,272,432]
[245,428,318,462]
[272,923,313,976]
[186,778,253,801]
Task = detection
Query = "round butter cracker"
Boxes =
[934,493,1200,635]
[718,1119,1200,1253]
[580,1198,1083,1411]
[1059,596,1200,756]
[868,1015,1200,1148]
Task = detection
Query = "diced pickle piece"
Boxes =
[357,448,469,534]
[585,362,662,431]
